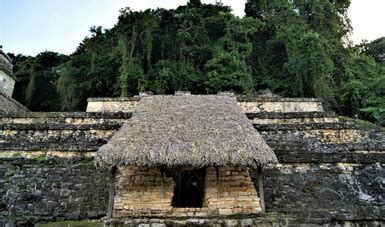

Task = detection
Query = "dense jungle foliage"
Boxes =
[7,0,385,126]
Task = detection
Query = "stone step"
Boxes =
[246,112,339,125]
[246,111,336,119]
[259,123,384,145]
[254,122,357,131]
[0,149,96,159]
[0,112,131,125]
[273,150,385,163]
[0,127,114,144]
[0,141,103,151]
[262,131,385,163]
[0,122,122,130]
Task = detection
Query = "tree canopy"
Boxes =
[7,0,385,126]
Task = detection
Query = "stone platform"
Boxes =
[0,96,384,225]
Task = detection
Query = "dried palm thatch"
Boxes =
[96,95,277,168]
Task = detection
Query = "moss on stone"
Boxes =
[340,116,385,132]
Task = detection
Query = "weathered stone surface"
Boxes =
[0,97,384,225]
[0,49,17,97]
[0,93,29,116]
[86,97,140,113]
[0,112,130,159]
[0,158,109,224]
[86,96,324,113]
[114,166,260,217]
[259,163,385,217]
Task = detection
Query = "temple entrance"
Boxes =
[172,168,206,208]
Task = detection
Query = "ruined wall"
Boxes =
[204,167,261,215]
[86,97,324,113]
[0,50,15,97]
[114,166,175,217]
[86,97,139,112]
[0,158,109,224]
[237,97,324,113]
[0,71,15,97]
[113,166,260,218]
[1,97,384,225]
[0,112,129,159]
[262,163,384,218]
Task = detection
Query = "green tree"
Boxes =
[204,51,254,94]
[23,51,67,111]
[282,28,335,107]
[360,37,385,64]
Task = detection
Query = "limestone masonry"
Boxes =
[0,48,29,116]
[0,93,384,226]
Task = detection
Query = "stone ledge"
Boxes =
[246,111,336,119]
[0,111,132,119]
[0,150,95,159]
[0,142,103,151]
[87,97,140,102]
[0,123,122,130]
[274,151,385,163]
[87,96,321,102]
[255,122,359,131]
[236,96,321,102]
[105,210,385,226]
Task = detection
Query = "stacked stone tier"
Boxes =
[0,112,130,158]
[114,166,261,217]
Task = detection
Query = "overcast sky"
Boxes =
[1,0,384,56]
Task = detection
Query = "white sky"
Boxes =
[1,0,384,56]
[348,0,385,44]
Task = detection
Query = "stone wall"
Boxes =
[204,167,261,215]
[0,112,130,159]
[113,166,260,218]
[0,49,15,97]
[237,97,324,113]
[0,71,15,97]
[114,166,174,217]
[262,163,384,217]
[0,158,109,224]
[86,97,139,113]
[1,159,383,225]
[0,97,384,225]
[86,96,324,113]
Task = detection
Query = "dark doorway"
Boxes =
[172,168,206,208]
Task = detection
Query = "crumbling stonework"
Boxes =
[0,96,384,225]
[0,49,16,97]
[86,97,139,112]
[204,167,261,215]
[0,158,109,223]
[86,96,324,113]
[237,97,324,113]
[113,166,260,217]
[114,166,175,217]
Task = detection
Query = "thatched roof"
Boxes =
[95,95,277,168]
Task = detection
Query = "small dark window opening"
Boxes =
[172,168,206,208]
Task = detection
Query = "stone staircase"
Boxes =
[247,111,385,164]
[0,96,384,225]
[0,112,131,158]
[0,97,383,163]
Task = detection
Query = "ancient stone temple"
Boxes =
[95,94,278,218]
[0,48,29,115]
[0,48,16,97]
[0,57,384,226]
